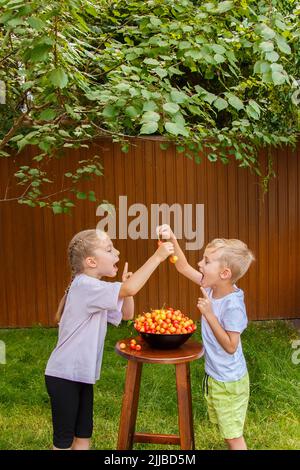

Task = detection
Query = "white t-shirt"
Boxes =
[201,287,248,382]
[45,274,123,384]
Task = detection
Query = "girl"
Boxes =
[45,228,174,450]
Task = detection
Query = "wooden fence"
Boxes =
[0,139,299,327]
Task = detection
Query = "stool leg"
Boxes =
[175,363,195,450]
[117,361,142,450]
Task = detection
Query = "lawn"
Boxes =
[0,320,299,450]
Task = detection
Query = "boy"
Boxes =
[157,225,255,450]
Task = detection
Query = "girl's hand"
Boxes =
[122,262,133,282]
[156,224,176,241]
[197,287,214,318]
[156,242,175,262]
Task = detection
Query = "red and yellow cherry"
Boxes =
[134,308,196,336]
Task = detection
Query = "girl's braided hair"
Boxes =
[55,229,107,323]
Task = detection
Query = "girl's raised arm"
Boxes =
[119,242,174,297]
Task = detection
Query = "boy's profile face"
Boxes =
[198,248,231,288]
[84,235,120,278]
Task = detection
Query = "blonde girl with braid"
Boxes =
[45,228,174,450]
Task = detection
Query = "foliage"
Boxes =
[0,0,299,211]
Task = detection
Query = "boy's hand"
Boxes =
[197,287,214,318]
[156,242,175,262]
[156,224,176,241]
[122,262,133,282]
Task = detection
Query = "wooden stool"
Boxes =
[115,338,204,450]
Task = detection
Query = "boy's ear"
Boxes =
[220,267,232,280]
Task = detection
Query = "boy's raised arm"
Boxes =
[157,224,203,286]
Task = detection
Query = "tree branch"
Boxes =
[0,113,28,150]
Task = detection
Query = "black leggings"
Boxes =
[45,375,93,449]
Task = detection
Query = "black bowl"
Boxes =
[139,331,193,349]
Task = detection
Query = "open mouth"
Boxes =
[113,260,119,271]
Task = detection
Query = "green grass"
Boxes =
[0,321,299,450]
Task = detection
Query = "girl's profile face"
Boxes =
[85,235,120,278]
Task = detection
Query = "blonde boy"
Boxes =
[157,225,255,450]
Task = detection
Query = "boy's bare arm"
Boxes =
[197,288,240,354]
[158,224,203,285]
[202,312,240,354]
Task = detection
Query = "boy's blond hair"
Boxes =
[206,238,255,283]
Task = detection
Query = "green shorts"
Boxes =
[204,372,249,440]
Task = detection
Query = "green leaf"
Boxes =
[143,58,160,66]
[143,101,158,112]
[259,41,274,52]
[52,205,63,214]
[248,100,260,115]
[27,17,46,30]
[254,60,270,74]
[212,44,226,54]
[271,71,286,85]
[179,41,191,50]
[125,106,139,118]
[149,17,162,27]
[165,122,188,137]
[88,191,97,202]
[163,102,180,114]
[170,90,187,104]
[39,109,56,121]
[140,121,158,134]
[202,92,218,105]
[160,143,169,150]
[245,105,259,120]
[154,67,168,79]
[259,24,276,40]
[213,97,228,111]
[27,43,51,62]
[141,111,160,122]
[47,68,68,89]
[265,51,279,62]
[121,143,129,153]
[214,54,225,64]
[103,105,118,118]
[208,153,218,162]
[276,35,291,55]
[76,192,87,200]
[226,94,244,111]
[215,1,234,13]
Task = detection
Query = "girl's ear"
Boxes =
[220,267,232,280]
[85,256,97,268]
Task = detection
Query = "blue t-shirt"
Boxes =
[201,287,248,382]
